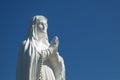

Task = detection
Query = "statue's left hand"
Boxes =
[50,36,59,51]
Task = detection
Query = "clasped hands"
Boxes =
[40,36,59,56]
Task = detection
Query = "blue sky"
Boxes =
[0,0,120,80]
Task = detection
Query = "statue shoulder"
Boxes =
[21,38,31,51]
[22,40,26,45]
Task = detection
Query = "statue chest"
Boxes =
[32,39,49,52]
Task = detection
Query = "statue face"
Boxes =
[32,16,48,32]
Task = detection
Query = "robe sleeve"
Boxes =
[38,47,54,59]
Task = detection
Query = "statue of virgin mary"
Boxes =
[16,15,65,80]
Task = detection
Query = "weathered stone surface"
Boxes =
[16,15,65,80]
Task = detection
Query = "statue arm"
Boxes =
[40,47,54,58]
[39,36,59,58]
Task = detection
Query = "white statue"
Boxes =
[16,15,65,80]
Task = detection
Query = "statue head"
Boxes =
[32,15,48,32]
[27,15,48,40]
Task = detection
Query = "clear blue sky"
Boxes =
[0,0,120,80]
